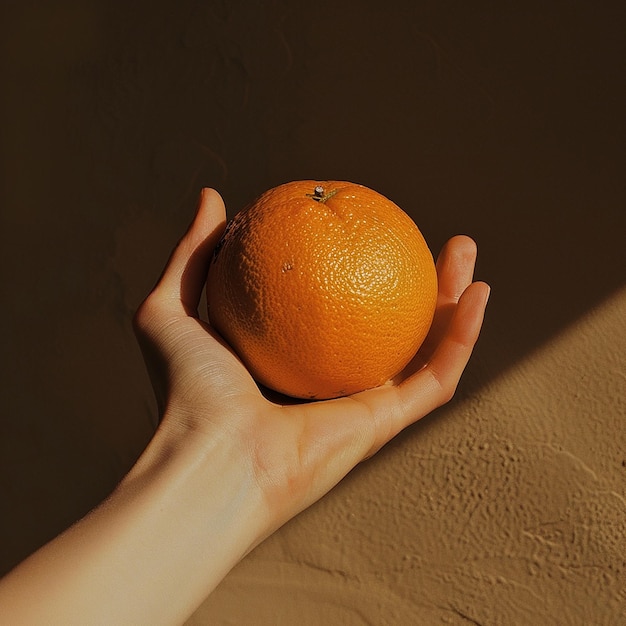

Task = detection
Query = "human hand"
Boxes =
[134,188,490,531]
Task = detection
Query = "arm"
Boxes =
[0,423,266,625]
[0,188,489,625]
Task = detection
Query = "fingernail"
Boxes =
[483,284,491,306]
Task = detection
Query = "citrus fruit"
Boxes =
[206,180,438,400]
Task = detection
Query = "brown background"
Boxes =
[1,1,625,623]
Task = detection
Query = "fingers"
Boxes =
[356,278,489,457]
[401,235,479,375]
[436,235,477,304]
[144,188,227,318]
[400,280,490,416]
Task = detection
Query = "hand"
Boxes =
[134,188,490,530]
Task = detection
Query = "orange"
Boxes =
[206,180,438,399]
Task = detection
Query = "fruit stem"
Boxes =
[307,185,338,203]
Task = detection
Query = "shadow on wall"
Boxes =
[1,0,624,575]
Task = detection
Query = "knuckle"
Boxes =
[429,369,457,406]
[441,383,457,405]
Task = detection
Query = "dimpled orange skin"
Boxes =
[206,180,438,400]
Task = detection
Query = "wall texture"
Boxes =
[1,1,624,624]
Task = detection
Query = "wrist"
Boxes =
[126,407,269,537]
[112,410,270,619]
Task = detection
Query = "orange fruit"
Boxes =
[206,180,438,400]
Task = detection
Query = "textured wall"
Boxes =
[1,1,624,624]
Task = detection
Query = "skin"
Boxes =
[0,188,490,625]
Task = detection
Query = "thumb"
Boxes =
[151,188,227,318]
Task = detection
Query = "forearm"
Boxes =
[0,416,267,625]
